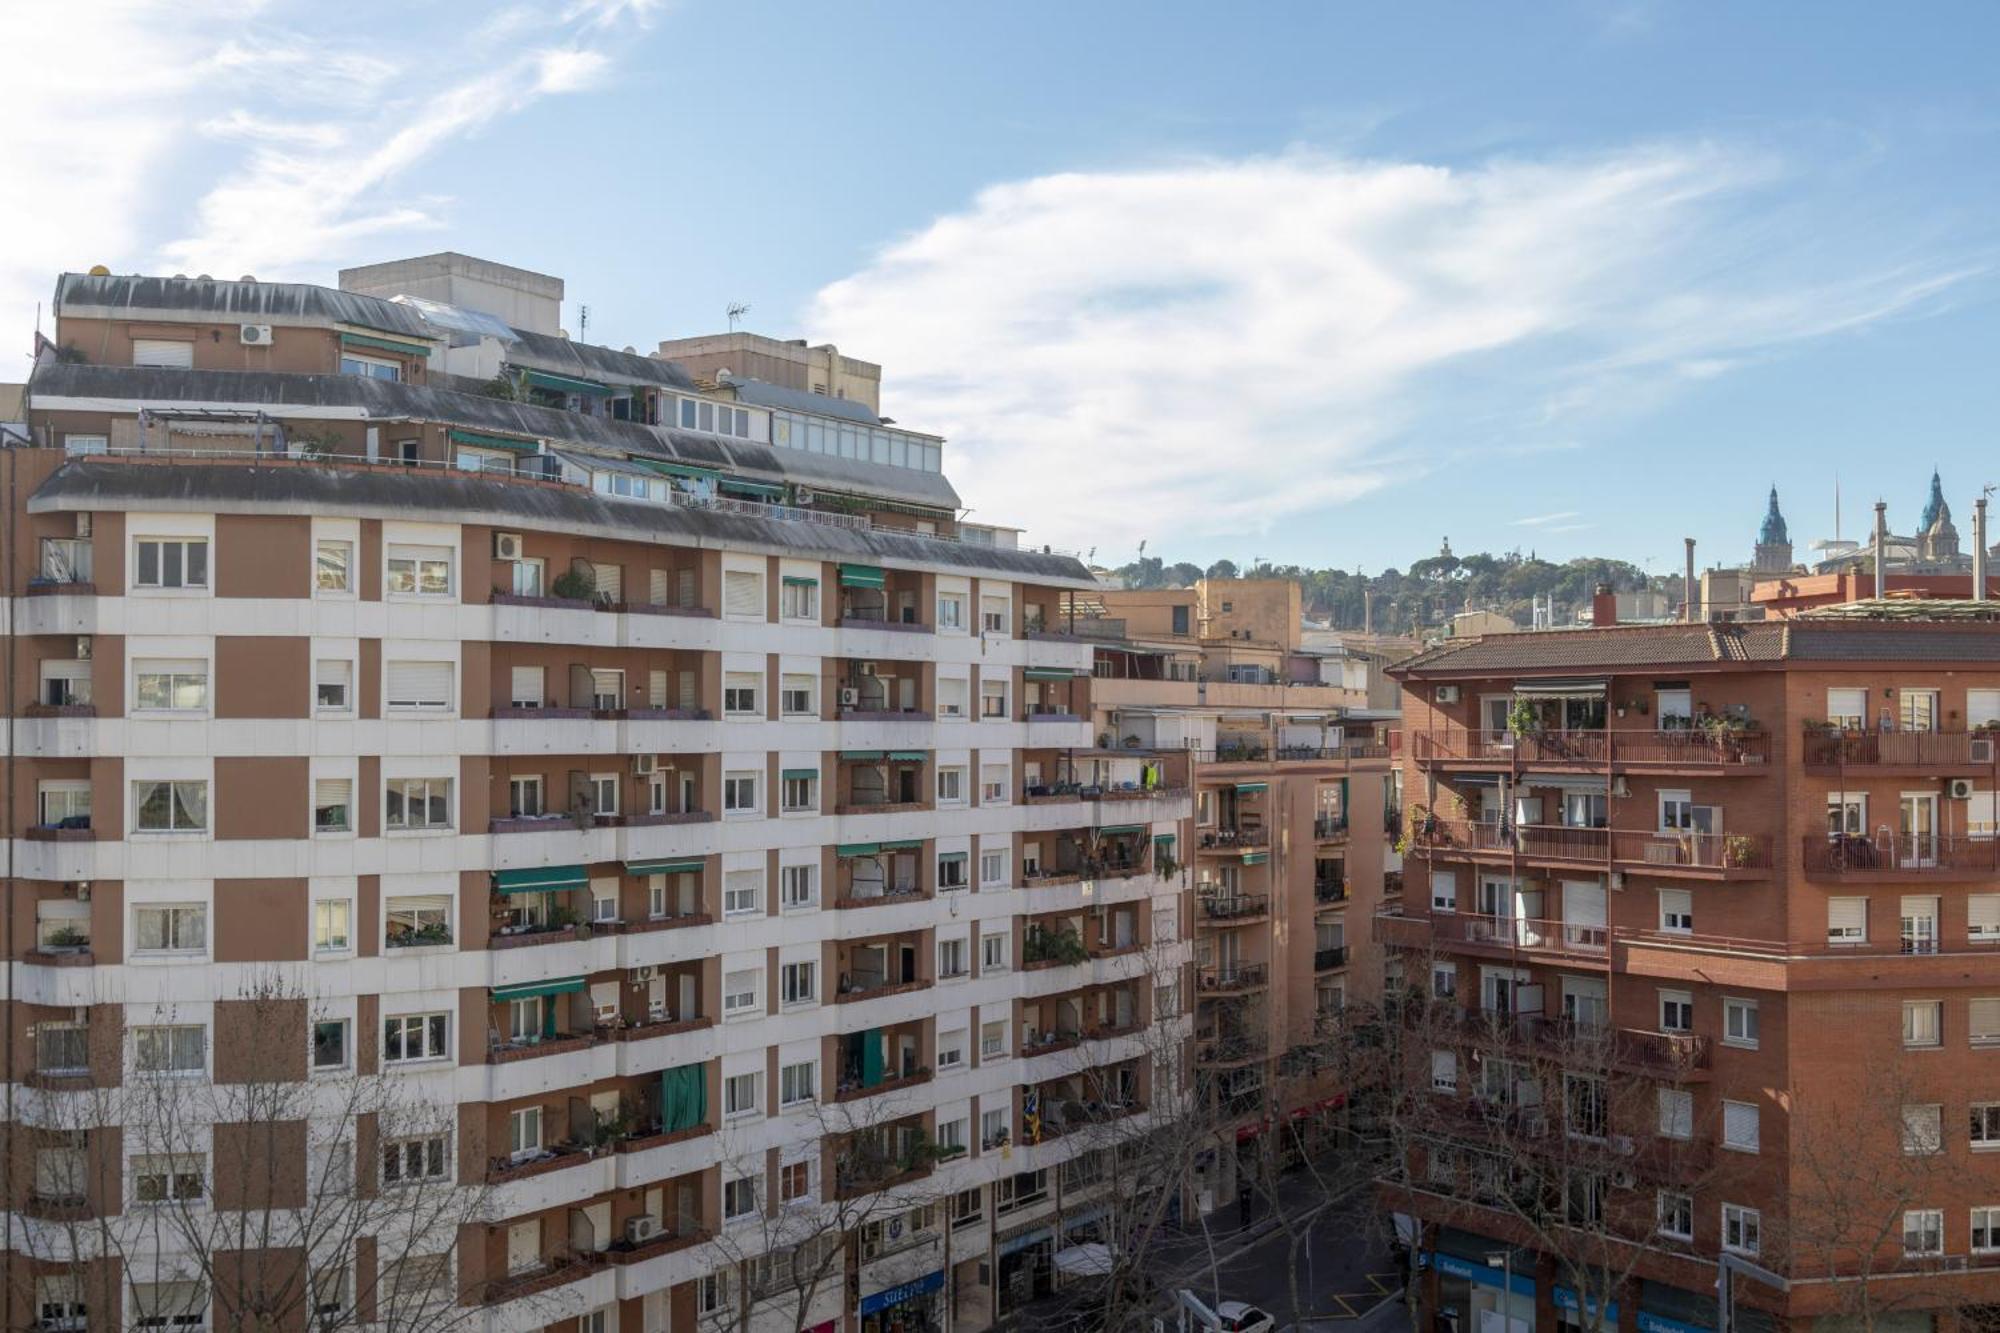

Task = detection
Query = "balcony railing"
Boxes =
[1313,946,1349,971]
[1198,963,1269,992]
[1803,833,2000,877]
[1197,826,1269,850]
[1198,1032,1269,1064]
[1804,727,1997,770]
[1315,879,1349,904]
[1414,819,1769,873]
[1199,893,1270,921]
[1315,815,1349,839]
[1380,910,1608,960]
[1413,727,1770,769]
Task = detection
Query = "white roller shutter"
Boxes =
[1723,1100,1760,1150]
[649,570,668,606]
[592,563,622,602]
[1970,894,2000,940]
[1827,897,1869,941]
[1973,998,2000,1044]
[510,666,543,707]
[648,670,668,708]
[386,660,452,710]
[133,339,194,369]
[723,569,762,618]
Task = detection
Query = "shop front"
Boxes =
[859,1269,944,1333]
[1429,1230,1537,1333]
[995,1223,1055,1316]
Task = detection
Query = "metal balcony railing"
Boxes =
[1804,833,2000,876]
[1804,727,1997,769]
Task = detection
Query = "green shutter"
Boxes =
[492,865,587,893]
[1243,851,1270,866]
[861,1029,886,1088]
[490,977,586,1002]
[340,331,430,358]
[838,564,886,589]
[625,858,704,877]
[661,1064,707,1133]
[448,427,537,453]
[522,369,612,397]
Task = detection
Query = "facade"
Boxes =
[1077,579,1401,1210]
[651,335,882,416]
[2,268,1193,1331]
[1385,615,2000,1333]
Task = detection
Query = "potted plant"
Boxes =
[1724,835,1756,869]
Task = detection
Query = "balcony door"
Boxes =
[1899,794,1938,868]
[1562,880,1607,953]
[1900,690,1941,733]
[1901,895,1940,955]
[1561,976,1609,1032]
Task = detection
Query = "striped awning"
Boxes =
[449,427,537,453]
[523,368,612,397]
[340,331,430,358]
[1023,667,1078,682]
[837,842,882,857]
[492,865,586,894]
[626,857,704,877]
[491,977,587,1002]
[838,563,886,588]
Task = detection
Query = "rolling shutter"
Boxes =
[1973,998,2000,1043]
[649,570,669,606]
[510,666,543,707]
[649,670,668,708]
[133,339,194,369]
[592,563,622,602]
[1970,895,2000,938]
[723,570,762,618]
[1827,897,1868,940]
[1724,1101,1759,1149]
[386,660,453,709]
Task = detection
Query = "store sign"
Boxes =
[1428,1253,1536,1297]
[858,1269,944,1317]
[1637,1314,1709,1333]
[1552,1286,1619,1322]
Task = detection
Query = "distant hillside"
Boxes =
[1109,551,1657,636]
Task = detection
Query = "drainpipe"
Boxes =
[1975,497,1988,602]
[1683,539,1696,623]
[1874,502,1888,599]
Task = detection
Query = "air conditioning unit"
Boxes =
[493,531,524,561]
[624,1215,661,1245]
[1611,1167,1637,1190]
[74,635,91,661]
[857,661,878,676]
[794,487,815,505]
[1949,778,1976,800]
[1434,685,1460,704]
[632,754,658,776]
[840,687,860,706]
[239,324,274,346]
[74,513,91,538]
[1975,737,1996,765]
[633,965,658,981]
[73,882,90,902]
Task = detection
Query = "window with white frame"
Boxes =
[1975,1206,2000,1253]
[781,673,815,716]
[982,1107,1008,1148]
[723,1174,761,1221]
[35,1274,86,1331]
[37,780,90,829]
[1722,1099,1760,1153]
[1971,894,2000,943]
[382,1012,450,1064]
[134,904,205,955]
[1902,1103,1944,1155]
[1723,997,1759,1048]
[38,659,90,708]
[981,1020,1007,1059]
[939,936,968,979]
[938,852,968,890]
[1974,997,2000,1047]
[937,677,968,718]
[1904,1208,1944,1256]
[134,780,207,833]
[1658,1087,1693,1140]
[316,659,353,712]
[1904,999,1943,1048]
[724,671,761,716]
[724,869,762,918]
[1975,1103,2000,1150]
[780,576,819,620]
[1722,1203,1761,1255]
[1659,989,1693,1033]
[723,969,759,1017]
[507,776,543,818]
[316,539,352,594]
[134,537,208,589]
[132,1281,208,1331]
[938,766,966,804]
[781,771,816,813]
[36,1024,86,1074]
[781,960,817,1006]
[1431,962,1458,998]
[1431,1050,1457,1092]
[1658,1191,1693,1241]
[312,1018,349,1071]
[725,1071,763,1118]
[382,1134,450,1184]
[981,679,1008,718]
[386,777,452,830]
[937,1029,967,1070]
[981,932,1009,972]
[981,763,1009,803]
[386,544,453,597]
[1658,887,1693,933]
[781,864,816,911]
[1827,896,1869,944]
[724,771,759,815]
[1826,687,1869,730]
[509,665,544,709]
[385,895,451,948]
[981,848,1006,886]
[133,659,208,712]
[780,1059,817,1107]
[938,592,965,631]
[1430,871,1456,912]
[507,1107,542,1160]
[314,778,352,834]
[588,774,618,817]
[385,661,453,712]
[133,1024,205,1075]
[981,594,1009,634]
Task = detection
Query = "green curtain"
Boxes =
[862,1029,885,1087]
[661,1064,707,1133]
[1339,777,1350,818]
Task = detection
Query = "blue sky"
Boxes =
[8,2,2000,575]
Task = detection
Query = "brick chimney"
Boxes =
[1592,583,1617,627]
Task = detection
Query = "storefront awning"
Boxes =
[492,865,586,893]
[523,368,612,397]
[448,427,537,453]
[340,331,430,359]
[858,1270,944,1317]
[490,977,586,1002]
[625,858,703,877]
[1513,677,1608,700]
[838,563,886,588]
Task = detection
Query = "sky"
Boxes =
[6,1,2000,576]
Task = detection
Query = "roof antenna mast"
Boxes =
[727,303,751,332]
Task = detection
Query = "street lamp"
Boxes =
[1485,1250,1513,1332]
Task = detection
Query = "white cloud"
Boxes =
[807,147,1977,551]
[1512,511,1581,527]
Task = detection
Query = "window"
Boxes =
[697,1271,731,1318]
[981,763,1009,803]
[313,898,351,953]
[132,1281,207,1331]
[341,351,401,380]
[1658,1087,1693,1140]
[133,659,208,712]
[385,661,453,712]
[724,870,761,918]
[781,864,816,911]
[781,673,815,716]
[36,1275,86,1332]
[780,1060,817,1107]
[1658,888,1693,933]
[1827,791,1867,837]
[511,558,544,597]
[134,780,207,833]
[1828,896,1869,944]
[938,593,965,631]
[1659,990,1693,1033]
[982,1107,1008,1148]
[38,780,90,828]
[939,853,968,891]
[724,772,759,815]
[133,1024,205,1074]
[982,932,1009,972]
[1431,1050,1458,1092]
[723,570,763,619]
[1827,687,1869,730]
[386,544,453,597]
[383,1134,449,1184]
[1975,1207,2000,1253]
[723,969,759,1017]
[316,539,352,593]
[1904,1208,1944,1257]
[981,1020,1006,1059]
[386,777,452,830]
[134,537,209,589]
[1974,997,2000,1046]
[1723,997,1760,1049]
[1723,1100,1760,1153]
[939,937,968,979]
[938,766,966,804]
[1975,1103,2000,1150]
[723,1175,760,1221]
[314,779,353,834]
[981,680,1008,718]
[1904,999,1943,1048]
[781,961,817,1006]
[383,1012,450,1064]
[508,776,544,818]
[588,774,618,817]
[938,677,968,718]
[385,895,451,948]
[39,660,91,708]
[1972,895,2000,943]
[316,659,352,712]
[725,1071,763,1119]
[312,1019,349,1071]
[938,1029,967,1071]
[1430,871,1456,913]
[1722,1203,1761,1255]
[724,671,761,716]
[937,1117,967,1155]
[981,595,1009,634]
[981,848,1006,887]
[1658,1191,1693,1241]
[1431,962,1458,998]
[779,1160,811,1204]
[1902,1104,1944,1155]
[782,772,816,813]
[37,1024,87,1074]
[134,904,206,954]
[781,578,818,620]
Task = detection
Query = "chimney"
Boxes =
[1363,587,1374,634]
[1873,501,1888,598]
[1592,583,1617,627]
[1683,538,1697,623]
[1976,497,1989,602]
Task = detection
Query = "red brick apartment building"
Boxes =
[1383,617,2000,1333]
[0,265,1195,1332]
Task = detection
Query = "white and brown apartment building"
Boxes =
[1384,610,2000,1333]
[0,259,1193,1332]
[1074,579,1400,1210]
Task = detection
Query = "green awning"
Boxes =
[782,575,819,588]
[626,858,703,877]
[887,751,929,762]
[1234,782,1269,793]
[720,477,784,500]
[1098,824,1145,836]
[448,427,538,453]
[938,851,968,864]
[340,331,430,359]
[1243,851,1270,866]
[491,977,586,1002]
[881,838,925,851]
[837,842,882,857]
[838,563,886,589]
[1023,667,1079,682]
[492,865,586,893]
[523,369,612,397]
[635,458,722,484]
[781,768,818,781]
[1155,834,1177,848]
[662,1064,707,1134]
[840,750,885,761]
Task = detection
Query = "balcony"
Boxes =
[835,1066,933,1103]
[833,977,931,1005]
[1412,726,1770,773]
[479,1251,609,1306]
[1315,815,1349,841]
[1198,963,1270,994]
[1197,826,1269,852]
[1199,893,1270,924]
[833,883,930,911]
[1413,819,1769,879]
[1315,878,1349,905]
[1313,946,1349,972]
[1804,726,1996,774]
[1198,1032,1269,1066]
[487,1031,602,1065]
[1802,833,2000,881]
[1373,909,1609,966]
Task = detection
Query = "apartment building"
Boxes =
[2,266,1193,1333]
[1383,614,2000,1333]
[1076,579,1400,1212]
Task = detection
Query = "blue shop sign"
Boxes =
[1637,1314,1710,1333]
[1552,1286,1620,1322]
[1429,1252,1537,1297]
[858,1269,944,1317]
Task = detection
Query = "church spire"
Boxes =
[1921,468,1946,534]
[1758,485,1788,547]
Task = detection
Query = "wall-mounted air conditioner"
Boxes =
[1434,685,1460,704]
[493,532,524,561]
[239,324,274,346]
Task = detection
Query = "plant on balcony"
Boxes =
[1154,851,1179,879]
[1724,835,1756,868]
[388,921,452,948]
[550,567,597,601]
[42,926,88,950]
[1023,928,1089,967]
[1507,697,1542,737]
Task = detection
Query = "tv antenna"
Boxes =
[727,302,751,332]
[578,304,590,341]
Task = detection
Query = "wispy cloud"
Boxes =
[1512,511,1581,527]
[808,146,1980,550]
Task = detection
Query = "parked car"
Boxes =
[1209,1301,1276,1333]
